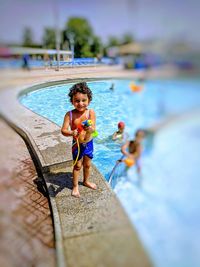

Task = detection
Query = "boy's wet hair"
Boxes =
[68,82,92,103]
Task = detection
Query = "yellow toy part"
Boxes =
[86,119,92,126]
[124,157,135,167]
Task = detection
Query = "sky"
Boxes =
[0,0,199,46]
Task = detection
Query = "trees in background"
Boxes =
[121,33,134,45]
[42,28,56,49]
[106,34,133,47]
[21,18,134,58]
[22,27,42,48]
[22,27,34,47]
[62,17,103,58]
[107,36,121,47]
[104,34,133,57]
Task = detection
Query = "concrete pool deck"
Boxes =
[0,65,180,267]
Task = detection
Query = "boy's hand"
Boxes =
[72,129,79,137]
[84,125,93,133]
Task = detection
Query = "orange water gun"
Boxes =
[77,119,98,137]
[77,119,92,133]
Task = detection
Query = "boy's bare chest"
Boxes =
[72,112,88,128]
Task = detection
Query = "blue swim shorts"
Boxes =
[72,139,93,161]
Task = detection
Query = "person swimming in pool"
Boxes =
[109,83,115,91]
[112,121,129,142]
[119,129,145,174]
[61,82,97,198]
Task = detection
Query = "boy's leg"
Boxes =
[72,159,82,197]
[83,156,97,190]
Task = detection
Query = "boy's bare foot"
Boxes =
[71,187,80,198]
[83,181,97,190]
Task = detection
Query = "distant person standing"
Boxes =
[22,54,30,70]
[49,55,53,68]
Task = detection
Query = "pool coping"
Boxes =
[0,72,155,267]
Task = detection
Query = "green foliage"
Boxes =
[81,44,93,57]
[107,36,121,47]
[66,17,93,41]
[22,27,43,48]
[42,28,56,49]
[63,17,103,58]
[91,36,102,57]
[107,34,134,47]
[39,17,135,58]
[22,27,34,47]
[104,34,134,56]
[121,33,134,44]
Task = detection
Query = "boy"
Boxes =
[119,129,145,173]
[61,82,97,197]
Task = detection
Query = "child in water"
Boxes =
[61,82,97,197]
[119,129,145,173]
[112,121,128,142]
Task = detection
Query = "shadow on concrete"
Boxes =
[33,177,49,198]
[46,172,84,197]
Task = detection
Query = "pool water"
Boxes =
[20,78,200,267]
[115,115,200,267]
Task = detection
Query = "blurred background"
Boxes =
[0,1,200,267]
[0,0,199,70]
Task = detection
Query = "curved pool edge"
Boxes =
[0,78,153,267]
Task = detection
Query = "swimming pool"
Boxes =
[20,78,200,267]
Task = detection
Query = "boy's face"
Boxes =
[137,131,145,142]
[72,93,90,112]
[118,126,124,132]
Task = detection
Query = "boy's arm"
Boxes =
[61,112,77,137]
[112,132,118,140]
[85,109,96,133]
[121,141,130,157]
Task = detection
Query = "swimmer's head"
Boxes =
[135,129,145,141]
[118,121,125,129]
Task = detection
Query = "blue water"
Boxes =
[20,78,200,267]
[115,116,200,267]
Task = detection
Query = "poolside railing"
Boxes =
[108,155,125,187]
[0,57,115,69]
